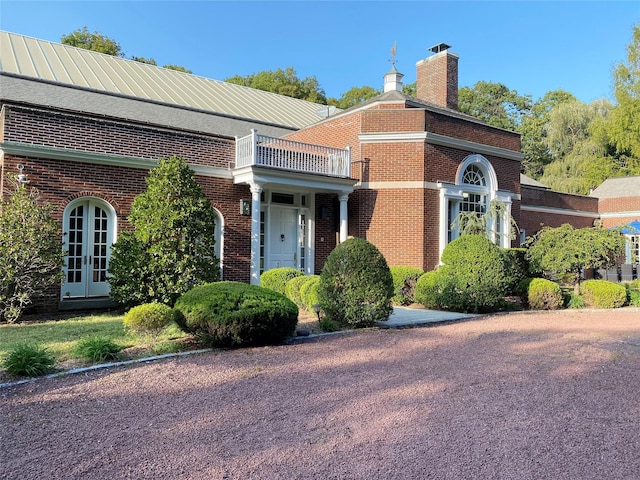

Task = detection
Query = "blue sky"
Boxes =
[1,1,639,104]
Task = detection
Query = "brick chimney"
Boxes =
[415,43,459,110]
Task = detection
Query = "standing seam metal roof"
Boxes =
[0,31,329,129]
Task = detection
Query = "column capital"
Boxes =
[249,182,263,195]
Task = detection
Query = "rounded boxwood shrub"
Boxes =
[527,278,563,310]
[390,266,424,305]
[439,234,510,313]
[300,275,321,312]
[3,343,55,377]
[124,303,178,345]
[414,269,453,309]
[580,279,626,309]
[318,238,393,328]
[174,281,298,348]
[284,275,311,309]
[260,267,304,295]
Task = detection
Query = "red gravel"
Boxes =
[2,309,640,479]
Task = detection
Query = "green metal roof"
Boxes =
[0,31,328,129]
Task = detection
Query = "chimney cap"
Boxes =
[428,43,451,54]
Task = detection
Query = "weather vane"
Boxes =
[389,41,397,68]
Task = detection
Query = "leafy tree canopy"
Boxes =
[458,81,532,131]
[328,85,380,109]
[225,67,327,104]
[595,21,640,160]
[525,224,626,292]
[61,26,123,57]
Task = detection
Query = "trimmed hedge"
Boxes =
[174,281,298,348]
[123,303,178,343]
[390,266,424,305]
[439,235,510,313]
[260,268,304,295]
[318,238,393,327]
[580,279,626,309]
[284,275,310,309]
[527,278,563,310]
[299,276,321,313]
[414,269,454,309]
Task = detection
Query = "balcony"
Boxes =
[235,130,351,178]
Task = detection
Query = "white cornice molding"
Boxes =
[355,181,438,190]
[520,205,598,218]
[232,165,356,193]
[358,131,524,162]
[0,141,233,179]
[599,211,640,219]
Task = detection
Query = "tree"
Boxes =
[458,81,532,131]
[61,26,123,56]
[131,57,193,74]
[451,199,517,245]
[518,90,576,177]
[601,21,640,160]
[225,67,327,103]
[329,85,380,109]
[525,224,626,293]
[108,156,219,307]
[0,180,65,322]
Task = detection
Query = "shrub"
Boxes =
[174,281,298,348]
[318,318,339,332]
[284,275,310,309]
[318,238,393,328]
[0,181,65,323]
[72,336,122,362]
[390,266,424,305]
[516,278,534,302]
[414,269,454,309]
[2,343,55,377]
[580,279,627,309]
[438,235,510,313]
[108,156,219,307]
[628,279,640,291]
[261,267,304,295]
[527,278,563,310]
[627,288,640,307]
[565,292,587,309]
[124,303,178,346]
[502,248,529,295]
[299,276,321,312]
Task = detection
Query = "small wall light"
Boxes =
[16,164,29,184]
[240,199,251,215]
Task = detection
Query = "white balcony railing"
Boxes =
[235,130,351,178]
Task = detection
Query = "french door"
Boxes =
[62,200,114,298]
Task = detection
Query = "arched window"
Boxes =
[213,208,224,279]
[61,197,117,299]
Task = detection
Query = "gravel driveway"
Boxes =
[2,309,639,479]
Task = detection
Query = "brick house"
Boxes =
[1,32,639,312]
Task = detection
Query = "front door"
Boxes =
[269,207,298,269]
[62,200,113,298]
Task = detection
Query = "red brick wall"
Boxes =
[314,193,338,273]
[520,186,599,235]
[416,52,459,110]
[599,197,640,215]
[2,104,235,167]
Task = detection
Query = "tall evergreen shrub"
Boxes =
[108,157,219,307]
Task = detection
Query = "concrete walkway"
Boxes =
[377,306,479,327]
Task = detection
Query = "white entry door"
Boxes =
[62,200,113,298]
[269,207,298,269]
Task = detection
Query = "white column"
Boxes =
[249,182,263,285]
[338,193,349,243]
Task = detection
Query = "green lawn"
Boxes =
[0,314,190,366]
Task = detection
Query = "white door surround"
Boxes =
[61,198,117,299]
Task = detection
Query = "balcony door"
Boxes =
[62,198,115,299]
